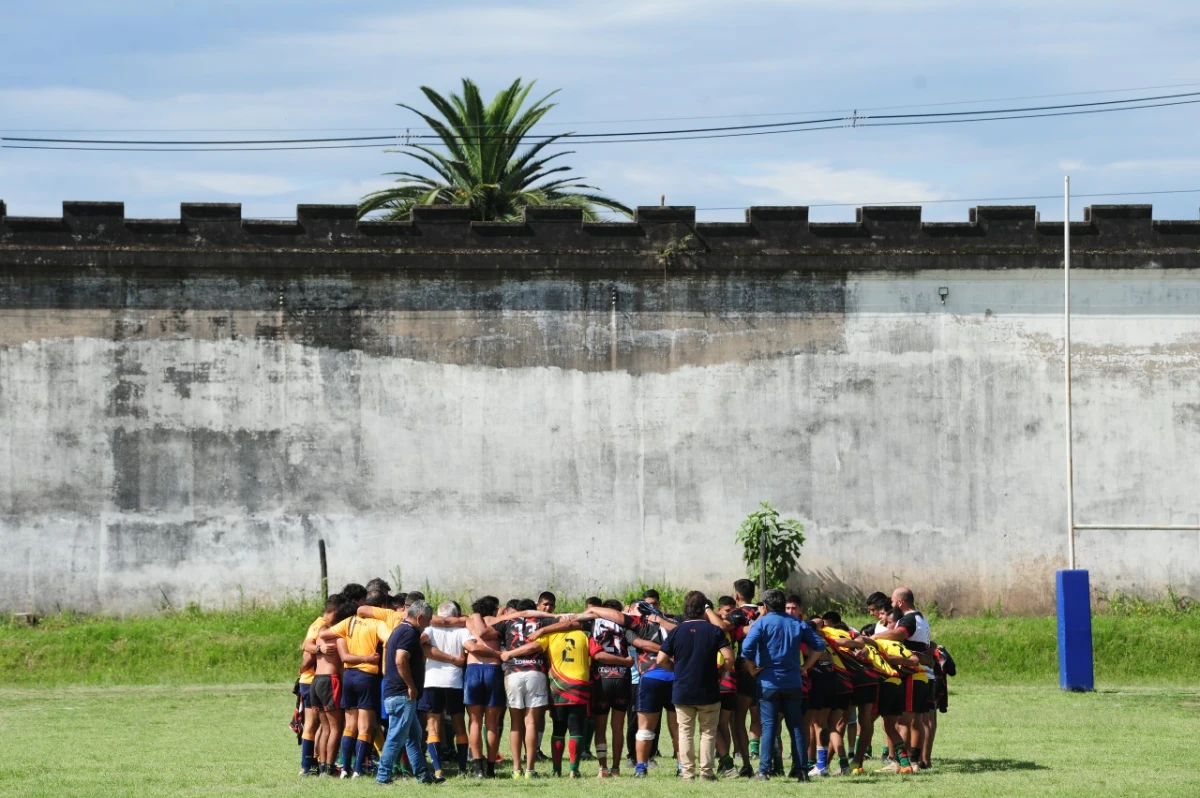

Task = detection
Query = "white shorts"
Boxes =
[504,670,550,710]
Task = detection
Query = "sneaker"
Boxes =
[610,768,622,777]
[596,768,611,779]
[417,775,446,785]
[646,759,659,769]
[788,765,800,779]
[350,772,362,779]
[720,764,738,779]
[535,751,550,762]
[624,758,637,771]
[568,771,582,779]
[633,770,647,779]
[808,765,830,778]
[524,771,540,780]
[299,768,310,777]
[752,772,770,781]
[511,770,523,779]
[876,762,901,774]
[340,770,352,780]
[850,767,865,776]
[898,766,914,775]
[837,766,851,776]
[796,771,810,783]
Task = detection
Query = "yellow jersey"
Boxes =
[873,638,927,684]
[328,616,389,675]
[538,631,600,705]
[362,606,403,633]
[299,616,328,685]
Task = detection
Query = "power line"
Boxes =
[5,80,1200,134]
[4,90,1199,149]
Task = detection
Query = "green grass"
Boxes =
[1,682,1198,797]
[4,603,1198,687]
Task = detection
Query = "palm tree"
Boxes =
[358,78,631,222]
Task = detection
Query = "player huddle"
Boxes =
[293,578,954,784]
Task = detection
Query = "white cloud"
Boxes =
[736,161,943,205]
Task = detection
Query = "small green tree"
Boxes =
[735,502,805,591]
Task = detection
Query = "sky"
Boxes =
[2,0,1199,222]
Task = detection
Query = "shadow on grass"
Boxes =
[935,757,1048,774]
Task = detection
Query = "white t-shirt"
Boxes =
[425,626,471,689]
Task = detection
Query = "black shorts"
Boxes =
[591,676,632,714]
[418,686,465,715]
[636,678,674,714]
[299,682,313,708]
[735,670,759,704]
[876,681,904,717]
[806,670,836,710]
[341,668,382,713]
[720,693,737,712]
[827,689,852,712]
[851,681,879,709]
[905,679,931,714]
[311,674,341,712]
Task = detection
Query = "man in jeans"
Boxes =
[741,588,825,782]
[377,601,442,785]
[656,591,734,781]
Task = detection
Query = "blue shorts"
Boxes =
[298,682,313,708]
[463,664,505,708]
[636,677,675,714]
[341,669,382,713]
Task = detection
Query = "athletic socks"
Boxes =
[427,741,443,774]
[456,735,469,772]
[568,735,582,772]
[354,738,371,775]
[300,738,314,771]
[895,745,912,768]
[595,742,608,770]
[816,747,828,771]
[551,735,565,774]
[340,735,355,775]
[749,737,760,758]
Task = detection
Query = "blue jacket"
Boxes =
[741,610,826,691]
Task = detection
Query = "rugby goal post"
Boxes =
[1059,176,1200,691]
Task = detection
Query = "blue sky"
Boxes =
[2,0,1199,222]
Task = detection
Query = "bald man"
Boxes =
[872,588,934,769]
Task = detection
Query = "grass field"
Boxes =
[4,602,1200,686]
[2,681,1199,797]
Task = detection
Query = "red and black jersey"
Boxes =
[493,618,552,674]
[589,614,634,680]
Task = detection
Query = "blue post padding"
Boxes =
[1056,569,1094,691]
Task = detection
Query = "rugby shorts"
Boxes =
[635,677,675,714]
[311,673,341,712]
[876,681,905,717]
[298,682,313,708]
[418,685,465,715]
[464,663,506,708]
[505,670,550,710]
[591,676,632,714]
[905,678,931,714]
[341,668,382,713]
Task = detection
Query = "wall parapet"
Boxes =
[2,201,1199,272]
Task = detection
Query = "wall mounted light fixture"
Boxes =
[938,286,949,304]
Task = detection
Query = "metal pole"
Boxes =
[1064,176,1076,570]
[319,538,328,598]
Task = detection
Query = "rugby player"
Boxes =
[713,596,751,777]
[421,601,471,779]
[305,595,352,776]
[318,590,389,778]
[867,609,928,775]
[585,600,637,777]
[732,579,763,764]
[503,608,629,778]
[296,595,336,776]
[463,596,506,778]
[632,605,679,778]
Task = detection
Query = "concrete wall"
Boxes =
[2,201,1199,613]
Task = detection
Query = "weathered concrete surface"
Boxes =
[2,203,1199,613]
